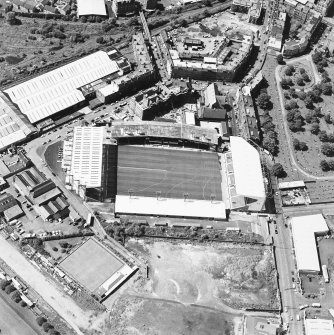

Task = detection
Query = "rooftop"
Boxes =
[77,0,107,16]
[305,319,334,335]
[291,214,329,273]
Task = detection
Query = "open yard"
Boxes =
[60,238,124,293]
[108,295,244,335]
[127,239,279,311]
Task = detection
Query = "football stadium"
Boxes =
[64,123,266,220]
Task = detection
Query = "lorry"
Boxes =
[323,264,329,283]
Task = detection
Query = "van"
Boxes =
[296,314,300,321]
[312,303,321,308]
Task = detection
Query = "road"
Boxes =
[272,215,302,335]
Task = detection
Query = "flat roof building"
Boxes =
[77,0,107,17]
[305,319,334,335]
[291,214,329,273]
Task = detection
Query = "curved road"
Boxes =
[274,55,334,181]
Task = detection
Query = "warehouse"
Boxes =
[291,214,329,274]
[0,93,35,152]
[4,52,119,125]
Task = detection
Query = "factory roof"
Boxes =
[4,51,119,124]
[77,0,107,16]
[291,214,329,273]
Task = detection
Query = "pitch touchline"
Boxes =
[119,166,168,172]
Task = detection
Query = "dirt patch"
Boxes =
[127,239,279,311]
[109,295,243,335]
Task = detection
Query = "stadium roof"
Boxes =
[0,93,34,151]
[4,51,119,124]
[77,0,107,16]
[230,136,265,199]
[305,319,334,335]
[115,195,226,220]
[70,127,105,189]
[291,214,328,273]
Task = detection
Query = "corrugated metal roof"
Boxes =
[5,51,119,124]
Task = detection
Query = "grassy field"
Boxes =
[60,238,124,292]
[127,239,279,311]
[117,146,222,200]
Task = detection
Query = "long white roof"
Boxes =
[305,319,334,335]
[115,195,226,220]
[0,94,34,150]
[70,127,105,188]
[291,214,328,273]
[230,136,265,199]
[4,51,119,124]
[77,0,107,16]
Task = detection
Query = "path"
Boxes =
[274,61,334,181]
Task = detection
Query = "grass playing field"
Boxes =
[117,146,222,201]
[60,238,124,293]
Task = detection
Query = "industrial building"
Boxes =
[4,51,120,126]
[0,92,35,153]
[0,193,24,222]
[291,214,329,274]
[14,167,70,221]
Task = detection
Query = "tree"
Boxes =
[276,54,284,64]
[299,141,308,151]
[42,322,53,332]
[12,290,21,303]
[319,130,328,142]
[287,110,295,122]
[299,67,306,74]
[293,138,300,150]
[312,51,323,64]
[96,36,104,44]
[257,93,271,110]
[80,16,87,23]
[305,111,313,123]
[0,280,10,291]
[298,91,307,100]
[320,160,330,171]
[49,330,60,335]
[285,102,292,110]
[36,317,47,327]
[322,83,332,95]
[321,143,334,156]
[310,123,320,134]
[263,121,275,132]
[285,65,295,76]
[281,78,290,88]
[5,285,16,294]
[302,73,310,82]
[325,113,332,124]
[329,160,334,170]
[296,76,304,86]
[6,11,20,25]
[289,100,298,109]
[263,137,277,154]
[271,163,285,177]
[21,301,27,307]
[304,96,313,109]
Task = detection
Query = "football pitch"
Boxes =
[60,238,124,293]
[117,146,222,201]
